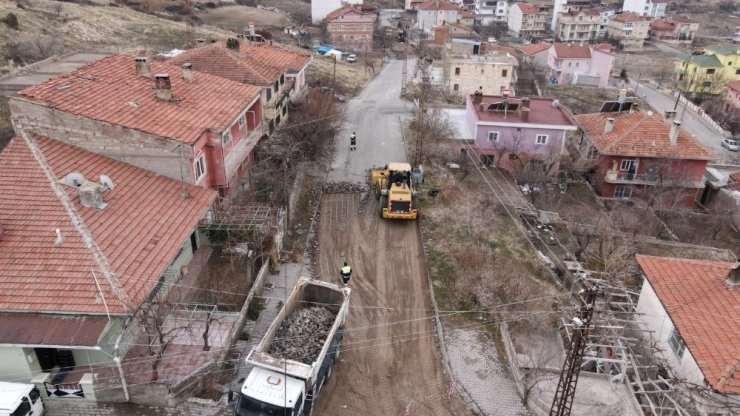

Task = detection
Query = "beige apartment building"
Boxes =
[607,12,650,48]
[447,53,519,96]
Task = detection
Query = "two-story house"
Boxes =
[573,111,715,209]
[547,43,614,88]
[237,37,311,102]
[0,133,216,402]
[448,52,518,95]
[507,2,552,40]
[518,43,551,67]
[465,94,577,174]
[312,0,363,24]
[607,12,650,48]
[10,54,264,200]
[550,0,596,31]
[170,38,295,134]
[720,80,740,133]
[622,0,666,19]
[635,255,739,414]
[326,4,378,52]
[555,7,615,42]
[416,0,462,34]
[650,16,699,42]
[676,45,740,94]
[475,0,512,25]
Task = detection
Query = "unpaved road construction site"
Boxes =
[310,60,468,415]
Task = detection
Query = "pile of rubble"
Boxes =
[321,181,366,194]
[268,306,336,364]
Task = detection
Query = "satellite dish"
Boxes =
[647,111,653,117]
[64,172,86,187]
[99,175,115,190]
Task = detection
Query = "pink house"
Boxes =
[465,95,577,174]
[720,80,740,133]
[326,4,378,52]
[547,43,614,88]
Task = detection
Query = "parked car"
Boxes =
[722,138,739,151]
[346,54,357,63]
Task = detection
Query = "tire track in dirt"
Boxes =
[313,193,468,416]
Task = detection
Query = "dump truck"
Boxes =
[235,278,350,416]
[371,162,418,219]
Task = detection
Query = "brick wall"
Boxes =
[9,98,195,184]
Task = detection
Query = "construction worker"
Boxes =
[340,262,352,286]
[350,132,357,151]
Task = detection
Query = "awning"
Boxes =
[0,314,108,347]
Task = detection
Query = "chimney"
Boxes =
[604,118,615,134]
[226,37,240,51]
[669,120,681,145]
[154,74,172,101]
[196,38,206,47]
[135,56,151,77]
[248,22,255,36]
[181,63,193,82]
[629,102,639,114]
[521,107,530,122]
[727,261,740,287]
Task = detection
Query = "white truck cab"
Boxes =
[0,382,44,416]
[236,367,305,415]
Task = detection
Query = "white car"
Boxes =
[346,54,357,63]
[722,138,739,151]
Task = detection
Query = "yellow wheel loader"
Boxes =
[371,162,418,220]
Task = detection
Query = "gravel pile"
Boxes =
[321,181,366,194]
[268,306,336,364]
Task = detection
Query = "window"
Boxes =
[502,69,508,77]
[266,88,272,101]
[736,69,740,75]
[238,114,245,127]
[702,81,711,88]
[487,131,499,142]
[481,69,485,74]
[620,159,636,172]
[455,67,461,75]
[668,328,686,359]
[282,105,287,116]
[274,81,279,91]
[614,186,631,199]
[194,154,206,182]
[222,130,232,146]
[706,68,715,75]
[535,134,548,145]
[280,74,285,85]
[453,83,459,91]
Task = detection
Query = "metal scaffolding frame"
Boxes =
[198,204,274,233]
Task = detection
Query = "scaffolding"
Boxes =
[198,204,274,234]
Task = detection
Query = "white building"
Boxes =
[416,0,461,34]
[312,0,364,24]
[621,0,667,19]
[635,255,740,415]
[551,0,595,31]
[476,0,511,26]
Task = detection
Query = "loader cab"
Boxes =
[236,368,305,416]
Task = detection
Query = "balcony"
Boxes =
[224,126,263,182]
[604,170,657,185]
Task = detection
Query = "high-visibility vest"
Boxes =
[341,265,352,274]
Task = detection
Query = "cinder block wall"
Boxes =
[9,98,194,184]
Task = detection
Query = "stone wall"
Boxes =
[9,98,194,183]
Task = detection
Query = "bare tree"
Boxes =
[5,33,58,65]
[676,65,733,102]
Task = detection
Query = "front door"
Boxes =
[35,348,58,372]
[190,231,198,252]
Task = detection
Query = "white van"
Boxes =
[0,382,44,416]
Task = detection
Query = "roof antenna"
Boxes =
[54,228,64,246]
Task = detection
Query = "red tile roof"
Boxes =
[727,80,740,93]
[519,43,551,56]
[636,255,740,394]
[170,42,284,86]
[238,42,310,74]
[470,95,576,126]
[17,54,261,145]
[0,315,108,347]
[325,4,375,21]
[553,43,591,59]
[514,2,538,14]
[670,15,697,24]
[594,43,616,53]
[0,135,216,315]
[612,12,645,23]
[574,112,715,160]
[418,0,460,11]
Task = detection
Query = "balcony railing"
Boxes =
[604,170,658,185]
[224,126,262,182]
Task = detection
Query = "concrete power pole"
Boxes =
[401,42,408,92]
[549,286,598,416]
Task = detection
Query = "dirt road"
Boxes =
[313,193,466,415]
[312,60,467,415]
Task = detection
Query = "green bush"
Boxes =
[3,13,19,30]
[247,296,265,320]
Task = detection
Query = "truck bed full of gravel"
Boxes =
[268,306,336,364]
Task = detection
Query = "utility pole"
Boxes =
[333,55,337,92]
[673,88,682,111]
[364,43,368,76]
[550,286,598,416]
[183,0,195,49]
[401,42,408,92]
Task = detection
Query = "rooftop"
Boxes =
[450,53,519,66]
[611,12,645,23]
[705,44,740,56]
[574,111,715,160]
[514,2,538,14]
[0,134,216,315]
[237,42,310,74]
[16,54,261,144]
[552,43,591,59]
[636,255,739,394]
[418,0,460,11]
[469,95,576,127]
[518,43,551,56]
[727,80,740,93]
[325,4,378,21]
[682,54,723,68]
[170,41,285,87]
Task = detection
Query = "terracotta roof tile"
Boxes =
[17,54,260,145]
[553,43,591,59]
[727,80,740,93]
[574,112,715,160]
[418,0,460,11]
[170,42,283,86]
[519,43,551,56]
[326,4,377,21]
[612,12,645,23]
[238,42,310,73]
[0,135,216,315]
[595,43,615,53]
[636,255,740,394]
[471,95,575,126]
[514,2,538,14]
[0,315,108,346]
